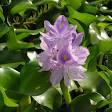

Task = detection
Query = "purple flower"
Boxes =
[41,15,84,49]
[50,45,89,86]
[44,15,69,33]
[37,15,89,86]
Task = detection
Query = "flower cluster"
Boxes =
[37,15,89,86]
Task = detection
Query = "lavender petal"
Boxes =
[54,15,68,33]
[73,46,89,65]
[50,69,63,85]
[69,65,86,81]
[37,51,51,71]
[44,20,56,33]
[72,33,83,47]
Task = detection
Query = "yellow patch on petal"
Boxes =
[59,23,63,29]
[63,55,69,61]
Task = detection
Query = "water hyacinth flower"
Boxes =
[37,15,89,86]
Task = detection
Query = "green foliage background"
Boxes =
[0,0,112,111]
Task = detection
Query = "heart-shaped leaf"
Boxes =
[19,61,51,96]
[33,88,62,109]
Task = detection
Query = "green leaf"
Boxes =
[0,6,5,22]
[0,67,20,92]
[82,4,98,14]
[70,92,108,112]
[86,46,99,71]
[7,27,35,50]
[0,49,26,66]
[19,61,51,96]
[10,1,37,15]
[89,23,111,46]
[107,25,112,32]
[70,94,93,112]
[19,102,36,112]
[15,28,44,34]
[99,40,112,53]
[0,87,18,107]
[33,88,62,109]
[0,89,5,109]
[98,65,112,75]
[80,71,101,91]
[19,96,31,106]
[96,99,112,109]
[98,71,110,87]
[15,28,44,40]
[66,0,82,10]
[100,7,112,14]
[16,33,30,40]
[98,22,109,29]
[98,65,112,87]
[80,71,110,97]
[88,92,105,103]
[87,92,110,109]
[89,23,100,45]
[68,18,84,33]
[98,16,112,22]
[68,6,97,26]
[0,24,10,38]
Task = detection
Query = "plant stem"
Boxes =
[74,81,83,93]
[99,53,104,65]
[74,81,80,88]
[60,80,72,105]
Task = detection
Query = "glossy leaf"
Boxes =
[68,18,84,33]
[16,28,44,40]
[70,92,108,112]
[98,16,112,22]
[86,45,99,71]
[70,94,93,112]
[80,71,110,97]
[33,88,62,109]
[83,4,99,14]
[20,102,36,112]
[19,61,51,96]
[99,40,112,53]
[0,87,18,107]
[98,71,110,87]
[66,0,82,10]
[89,23,100,44]
[0,49,26,66]
[0,67,20,91]
[98,65,112,87]
[89,23,111,45]
[68,6,97,26]
[7,27,35,50]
